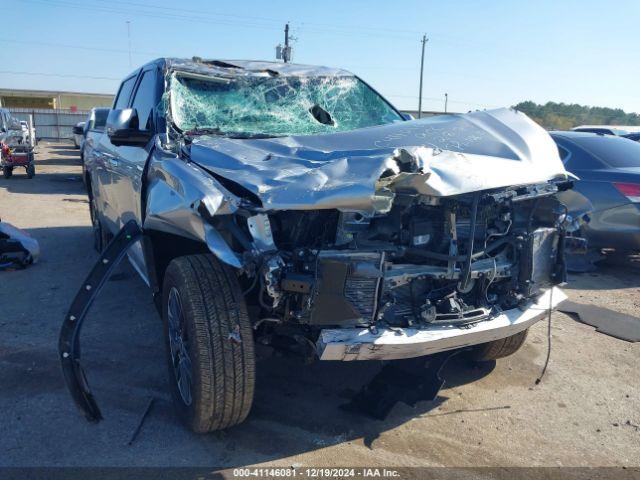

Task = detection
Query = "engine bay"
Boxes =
[240,180,571,336]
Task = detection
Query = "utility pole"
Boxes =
[126,21,132,68]
[417,34,428,118]
[277,22,293,63]
[444,93,448,113]
[284,22,290,63]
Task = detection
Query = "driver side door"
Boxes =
[93,73,139,235]
[104,66,161,282]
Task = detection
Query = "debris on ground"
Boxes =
[0,220,39,270]
[558,300,640,342]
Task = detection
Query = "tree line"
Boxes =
[513,101,640,130]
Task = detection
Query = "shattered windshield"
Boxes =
[169,72,403,137]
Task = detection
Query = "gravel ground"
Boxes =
[0,142,638,468]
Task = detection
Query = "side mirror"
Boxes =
[72,125,84,135]
[401,113,415,121]
[106,108,153,147]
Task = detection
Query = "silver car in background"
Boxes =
[72,121,86,149]
[81,108,110,190]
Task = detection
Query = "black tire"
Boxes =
[26,164,35,179]
[162,254,255,432]
[2,167,12,179]
[468,329,529,362]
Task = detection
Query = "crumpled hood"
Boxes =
[189,108,568,212]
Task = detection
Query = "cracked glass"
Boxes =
[169,72,403,137]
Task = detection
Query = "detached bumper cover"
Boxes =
[317,287,567,361]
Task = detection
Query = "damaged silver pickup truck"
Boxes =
[61,57,582,432]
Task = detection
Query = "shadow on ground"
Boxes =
[0,172,84,195]
[566,251,640,291]
[34,155,82,167]
[31,147,81,158]
[0,224,500,467]
[45,143,77,151]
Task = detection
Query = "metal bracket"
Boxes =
[58,220,143,422]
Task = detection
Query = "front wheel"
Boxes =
[467,329,529,362]
[2,167,12,179]
[26,164,35,179]
[162,254,255,432]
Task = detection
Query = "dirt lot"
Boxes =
[1,142,638,468]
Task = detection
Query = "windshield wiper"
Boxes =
[225,132,282,139]
[185,127,225,136]
[186,127,281,140]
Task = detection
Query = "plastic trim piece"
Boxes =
[58,220,143,422]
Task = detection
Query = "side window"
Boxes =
[131,69,158,131]
[557,145,571,164]
[93,110,109,131]
[114,76,137,109]
[556,138,603,170]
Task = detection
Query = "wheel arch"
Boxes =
[142,229,211,308]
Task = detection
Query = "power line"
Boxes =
[0,38,514,88]
[92,0,423,39]
[25,0,285,31]
[0,70,121,80]
[25,0,420,43]
[94,0,284,25]
[0,37,162,56]
[93,0,425,37]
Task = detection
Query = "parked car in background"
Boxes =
[572,125,629,136]
[551,131,640,253]
[623,132,640,142]
[72,121,86,148]
[81,108,110,189]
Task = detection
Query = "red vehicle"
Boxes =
[1,143,35,179]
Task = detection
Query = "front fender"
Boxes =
[143,151,243,268]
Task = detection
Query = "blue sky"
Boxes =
[2,0,639,112]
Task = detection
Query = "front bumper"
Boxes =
[316,286,566,361]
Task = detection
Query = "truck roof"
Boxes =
[128,57,355,80]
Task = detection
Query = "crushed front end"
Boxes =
[151,75,582,361]
[241,180,573,361]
